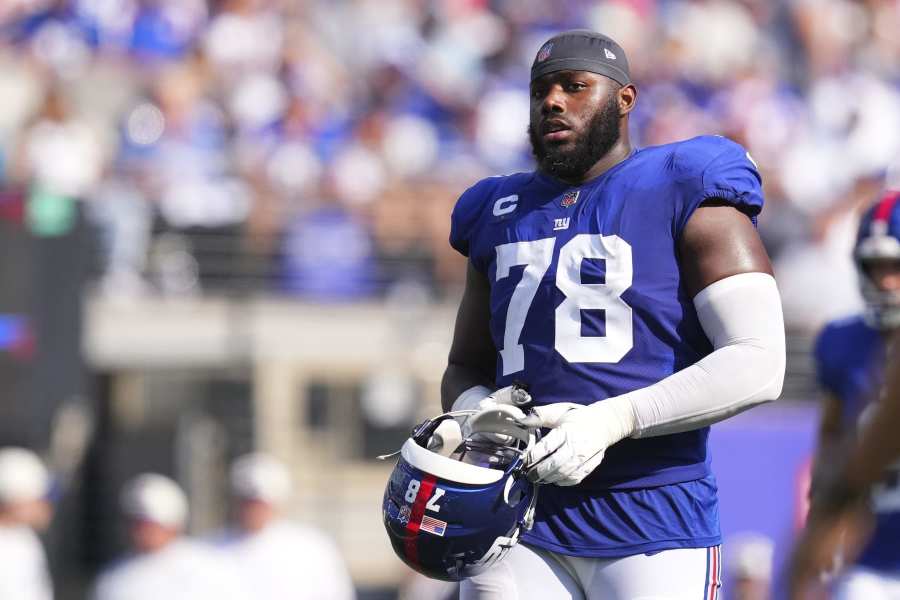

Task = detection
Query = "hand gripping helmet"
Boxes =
[855,190,900,329]
[381,408,539,581]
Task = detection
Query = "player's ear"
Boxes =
[618,84,637,115]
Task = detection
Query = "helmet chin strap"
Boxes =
[375,450,401,461]
[521,483,539,530]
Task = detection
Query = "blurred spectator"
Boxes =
[2,0,899,319]
[92,473,247,600]
[727,531,775,600]
[0,447,53,600]
[11,84,105,238]
[214,453,355,600]
[280,191,377,301]
[143,61,250,231]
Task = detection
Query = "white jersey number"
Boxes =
[494,234,634,375]
[495,238,556,375]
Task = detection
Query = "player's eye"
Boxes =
[530,88,544,100]
[566,82,587,92]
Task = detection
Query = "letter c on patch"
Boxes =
[493,195,518,217]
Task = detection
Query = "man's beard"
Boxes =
[528,95,621,181]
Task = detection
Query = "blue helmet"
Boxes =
[381,409,538,581]
[855,190,900,329]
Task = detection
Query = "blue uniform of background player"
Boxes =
[811,191,900,599]
[441,30,785,600]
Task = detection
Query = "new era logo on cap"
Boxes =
[604,48,616,60]
[537,42,553,62]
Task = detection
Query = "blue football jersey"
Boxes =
[450,135,763,557]
[814,315,900,572]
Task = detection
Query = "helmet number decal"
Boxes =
[425,488,445,513]
[404,479,445,512]
[404,479,421,503]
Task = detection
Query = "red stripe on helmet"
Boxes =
[873,191,900,225]
[403,474,437,568]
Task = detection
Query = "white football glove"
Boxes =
[523,396,636,486]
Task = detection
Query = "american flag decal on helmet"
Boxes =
[420,515,447,536]
[561,190,580,207]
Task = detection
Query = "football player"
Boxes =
[440,30,786,599]
[791,191,900,599]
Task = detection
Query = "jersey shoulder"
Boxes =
[664,135,753,174]
[449,172,535,257]
[636,135,764,234]
[814,314,876,391]
[815,314,872,357]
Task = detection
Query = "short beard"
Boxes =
[528,94,621,181]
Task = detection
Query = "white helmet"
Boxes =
[230,453,291,505]
[0,447,50,505]
[120,473,188,529]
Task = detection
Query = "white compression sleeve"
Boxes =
[620,271,786,438]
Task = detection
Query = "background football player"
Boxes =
[793,191,900,599]
[440,29,786,599]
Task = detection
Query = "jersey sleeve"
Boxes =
[449,177,500,259]
[813,323,841,397]
[674,136,764,236]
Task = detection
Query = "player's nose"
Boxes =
[541,85,567,115]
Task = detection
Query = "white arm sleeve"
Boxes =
[621,271,785,438]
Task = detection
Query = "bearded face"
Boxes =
[529,91,621,182]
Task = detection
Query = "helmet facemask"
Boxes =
[856,230,900,330]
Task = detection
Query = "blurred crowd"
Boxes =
[1,0,900,327]
[0,447,355,600]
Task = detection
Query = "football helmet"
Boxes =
[855,190,900,329]
[381,407,539,581]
